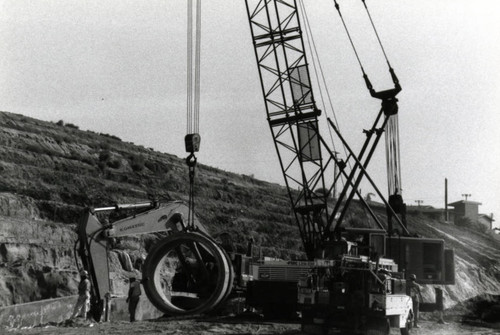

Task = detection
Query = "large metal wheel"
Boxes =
[142,231,233,316]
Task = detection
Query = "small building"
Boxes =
[478,214,495,230]
[447,200,482,225]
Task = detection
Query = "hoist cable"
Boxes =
[298,0,352,184]
[194,0,201,133]
[186,0,201,135]
[385,115,402,195]
[185,0,201,228]
[187,0,193,134]
[360,1,402,197]
[361,0,391,67]
[332,0,366,76]
[298,1,335,140]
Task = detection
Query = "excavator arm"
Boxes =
[76,201,233,320]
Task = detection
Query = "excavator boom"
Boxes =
[76,201,233,320]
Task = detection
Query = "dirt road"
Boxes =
[2,317,499,335]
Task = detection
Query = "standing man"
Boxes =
[71,270,91,319]
[407,273,423,328]
[126,274,141,322]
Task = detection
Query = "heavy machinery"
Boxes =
[76,200,249,321]
[244,0,454,333]
[75,0,243,321]
[75,1,454,334]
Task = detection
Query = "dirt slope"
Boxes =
[0,111,298,253]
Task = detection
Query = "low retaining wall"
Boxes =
[0,293,163,328]
[0,295,78,328]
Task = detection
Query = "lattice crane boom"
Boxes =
[245,0,410,260]
[245,0,333,259]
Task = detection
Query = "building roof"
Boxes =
[448,200,482,206]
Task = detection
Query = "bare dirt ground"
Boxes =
[2,317,499,335]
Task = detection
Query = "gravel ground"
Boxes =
[2,316,499,335]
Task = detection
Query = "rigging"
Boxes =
[331,0,406,232]
[185,0,202,229]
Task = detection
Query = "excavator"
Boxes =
[76,1,454,334]
[75,200,240,320]
[75,1,245,321]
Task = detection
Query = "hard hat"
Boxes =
[80,270,88,276]
[409,274,417,280]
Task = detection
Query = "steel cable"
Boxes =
[186,0,201,134]
[194,0,201,133]
[332,0,366,76]
[187,0,193,135]
[361,0,391,67]
[298,0,351,187]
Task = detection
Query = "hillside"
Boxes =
[0,110,301,306]
[0,111,298,253]
[1,110,500,313]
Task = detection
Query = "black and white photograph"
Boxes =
[0,1,499,334]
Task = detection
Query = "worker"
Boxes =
[407,274,423,328]
[126,274,142,322]
[71,270,91,319]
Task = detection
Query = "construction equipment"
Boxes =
[244,0,454,333]
[74,1,454,332]
[76,200,249,320]
[74,1,242,321]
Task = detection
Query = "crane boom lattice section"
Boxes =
[245,0,333,259]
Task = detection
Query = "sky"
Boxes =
[1,0,499,223]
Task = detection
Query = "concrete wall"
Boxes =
[0,295,78,328]
[0,292,163,328]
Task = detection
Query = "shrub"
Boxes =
[475,222,488,233]
[53,135,65,145]
[97,161,106,171]
[65,123,79,129]
[99,133,122,141]
[145,160,166,173]
[129,154,145,172]
[99,150,111,162]
[456,216,472,227]
[100,142,111,150]
[107,159,122,169]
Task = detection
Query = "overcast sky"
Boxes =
[1,0,499,222]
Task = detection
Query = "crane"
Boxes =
[244,0,408,260]
[244,0,454,333]
[75,2,454,331]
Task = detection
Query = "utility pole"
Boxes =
[462,193,471,201]
[445,178,448,222]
